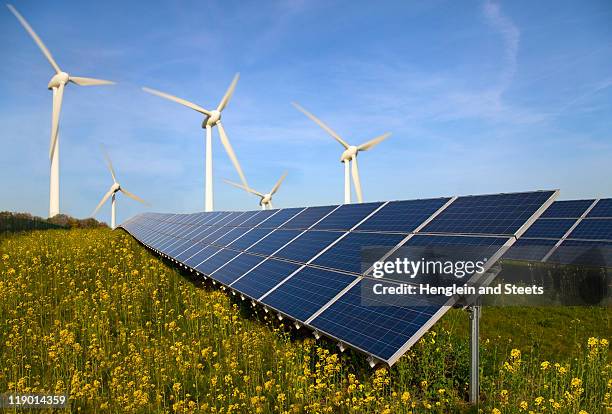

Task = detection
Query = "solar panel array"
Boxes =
[120,190,557,365]
[505,198,612,267]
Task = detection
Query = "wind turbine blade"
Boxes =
[216,122,248,187]
[91,189,113,217]
[217,73,240,112]
[270,171,287,195]
[100,145,117,183]
[69,76,115,86]
[49,82,64,159]
[142,87,212,115]
[351,157,363,203]
[357,132,392,151]
[7,4,61,74]
[120,188,148,205]
[223,179,264,197]
[291,102,350,149]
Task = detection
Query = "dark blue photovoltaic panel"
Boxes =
[121,190,558,365]
[354,198,450,233]
[231,211,262,226]
[155,236,177,252]
[567,219,612,241]
[176,242,208,261]
[503,238,558,262]
[423,191,554,235]
[157,235,180,251]
[196,249,242,275]
[214,212,245,227]
[247,229,302,256]
[191,227,218,242]
[167,239,195,256]
[521,219,577,239]
[280,206,337,229]
[263,267,357,322]
[540,200,594,218]
[549,239,612,267]
[257,208,303,228]
[587,199,612,218]
[240,209,277,227]
[312,232,406,274]
[184,246,221,268]
[212,253,267,285]
[199,227,232,244]
[310,280,440,361]
[272,231,343,263]
[406,234,508,247]
[212,227,249,247]
[231,259,301,299]
[228,228,274,250]
[312,202,383,231]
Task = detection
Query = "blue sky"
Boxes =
[0,0,611,225]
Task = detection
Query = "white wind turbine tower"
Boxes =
[92,148,148,229]
[224,172,287,210]
[142,74,247,212]
[292,102,391,204]
[7,4,115,217]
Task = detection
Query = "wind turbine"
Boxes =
[292,102,391,204]
[7,4,115,217]
[224,172,287,210]
[92,148,147,229]
[142,74,247,212]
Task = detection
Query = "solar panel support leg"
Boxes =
[469,305,481,405]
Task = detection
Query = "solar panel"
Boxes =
[521,218,577,239]
[280,206,338,229]
[184,245,221,268]
[120,189,557,365]
[231,259,302,299]
[504,238,559,262]
[247,229,303,255]
[422,191,553,235]
[502,198,612,266]
[567,219,612,241]
[196,249,242,275]
[312,202,383,231]
[354,198,450,233]
[587,198,612,218]
[548,239,612,268]
[309,280,440,361]
[271,230,343,263]
[311,232,406,274]
[262,266,358,322]
[212,253,267,285]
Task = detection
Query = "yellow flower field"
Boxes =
[0,228,610,413]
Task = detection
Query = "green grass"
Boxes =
[0,228,609,413]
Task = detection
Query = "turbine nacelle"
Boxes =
[47,71,69,89]
[260,194,273,206]
[110,182,121,193]
[202,110,222,128]
[340,146,358,162]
